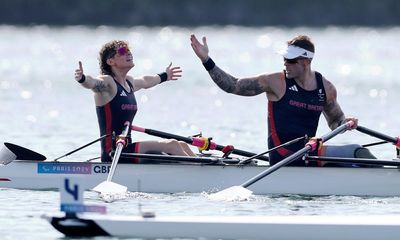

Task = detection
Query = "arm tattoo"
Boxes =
[235,78,265,96]
[209,66,264,96]
[324,100,345,130]
[93,81,108,92]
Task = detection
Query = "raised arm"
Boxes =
[74,61,112,93]
[132,62,182,91]
[190,34,267,96]
[208,66,267,96]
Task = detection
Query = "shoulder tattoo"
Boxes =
[93,81,108,92]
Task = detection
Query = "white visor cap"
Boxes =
[277,45,314,59]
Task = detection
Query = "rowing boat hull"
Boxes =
[2,160,400,196]
[44,214,400,239]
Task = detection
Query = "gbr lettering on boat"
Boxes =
[37,163,110,174]
[93,165,111,174]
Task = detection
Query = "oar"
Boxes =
[92,122,130,195]
[53,134,109,161]
[238,136,306,164]
[0,142,46,165]
[357,126,400,147]
[131,125,270,161]
[362,141,388,148]
[209,121,354,201]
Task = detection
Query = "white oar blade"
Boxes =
[92,181,127,195]
[208,186,253,201]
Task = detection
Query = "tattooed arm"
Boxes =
[208,65,266,96]
[74,61,112,93]
[322,78,358,129]
[190,34,270,96]
[323,98,345,130]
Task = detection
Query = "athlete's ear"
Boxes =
[106,58,114,66]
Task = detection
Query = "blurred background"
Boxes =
[1,0,400,27]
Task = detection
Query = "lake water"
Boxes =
[1,25,400,239]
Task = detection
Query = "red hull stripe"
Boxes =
[104,103,113,153]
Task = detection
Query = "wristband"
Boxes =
[203,57,215,71]
[158,72,168,83]
[78,74,86,83]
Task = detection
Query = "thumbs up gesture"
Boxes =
[74,61,85,83]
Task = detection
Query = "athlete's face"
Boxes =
[111,45,134,68]
[283,58,309,78]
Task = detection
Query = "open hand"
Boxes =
[190,34,209,62]
[165,62,182,81]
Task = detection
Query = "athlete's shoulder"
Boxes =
[259,71,286,84]
[320,75,337,101]
[320,75,335,89]
[258,72,286,100]
[97,75,113,81]
[125,75,136,88]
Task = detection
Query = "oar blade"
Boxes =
[0,142,46,165]
[92,181,128,195]
[208,186,253,201]
[93,122,130,202]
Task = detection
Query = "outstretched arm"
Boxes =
[74,61,111,93]
[190,34,267,96]
[133,62,182,91]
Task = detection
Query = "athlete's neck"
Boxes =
[294,69,315,90]
[112,69,130,84]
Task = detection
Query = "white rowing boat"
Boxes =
[44,213,400,240]
[43,177,400,239]
[2,158,400,196]
[2,124,400,196]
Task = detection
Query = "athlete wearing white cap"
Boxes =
[190,34,372,166]
[278,44,315,59]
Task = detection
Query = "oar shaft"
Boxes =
[241,122,352,188]
[357,126,400,146]
[241,146,311,188]
[106,122,130,182]
[106,142,124,182]
[223,148,269,161]
[131,125,270,161]
[53,134,109,161]
[239,136,305,164]
[362,141,388,148]
[132,125,192,142]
